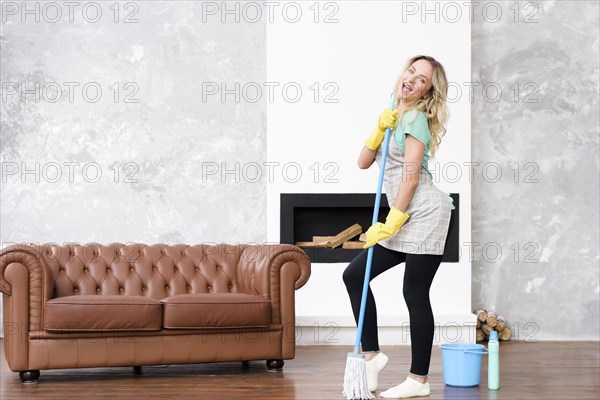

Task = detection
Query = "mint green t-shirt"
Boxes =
[392,109,433,180]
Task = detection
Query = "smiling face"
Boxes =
[398,59,434,105]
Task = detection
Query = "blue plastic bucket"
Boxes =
[439,343,488,387]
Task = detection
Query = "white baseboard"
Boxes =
[295,313,478,346]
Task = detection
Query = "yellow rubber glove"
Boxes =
[363,206,410,248]
[364,109,398,150]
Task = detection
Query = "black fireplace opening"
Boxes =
[280,193,459,263]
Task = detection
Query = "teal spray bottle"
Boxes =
[488,330,500,390]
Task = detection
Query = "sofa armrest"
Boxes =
[236,244,310,325]
[0,244,54,330]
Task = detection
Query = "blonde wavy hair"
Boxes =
[393,55,450,158]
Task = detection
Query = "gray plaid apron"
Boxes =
[374,130,454,255]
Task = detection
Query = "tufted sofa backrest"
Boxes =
[38,243,250,300]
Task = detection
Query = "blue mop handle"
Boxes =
[354,93,395,353]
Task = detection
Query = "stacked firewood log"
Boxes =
[475,309,512,342]
[295,223,366,249]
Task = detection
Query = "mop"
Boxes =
[343,92,395,400]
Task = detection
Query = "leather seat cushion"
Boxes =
[44,295,162,332]
[161,293,271,329]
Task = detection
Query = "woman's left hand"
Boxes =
[363,207,410,248]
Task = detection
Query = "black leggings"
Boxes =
[342,245,444,376]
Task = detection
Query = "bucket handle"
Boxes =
[465,348,488,355]
[443,347,489,355]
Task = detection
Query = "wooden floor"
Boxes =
[1,341,599,399]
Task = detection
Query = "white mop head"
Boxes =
[342,353,374,399]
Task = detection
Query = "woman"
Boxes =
[342,55,455,398]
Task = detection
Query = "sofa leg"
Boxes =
[19,370,40,384]
[266,359,284,371]
[133,366,142,375]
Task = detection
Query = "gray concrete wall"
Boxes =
[0,2,266,245]
[471,0,599,340]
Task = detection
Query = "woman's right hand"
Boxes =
[377,109,398,131]
[364,109,398,151]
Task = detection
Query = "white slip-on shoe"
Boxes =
[380,376,431,398]
[365,352,389,392]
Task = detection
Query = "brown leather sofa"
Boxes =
[0,242,311,383]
